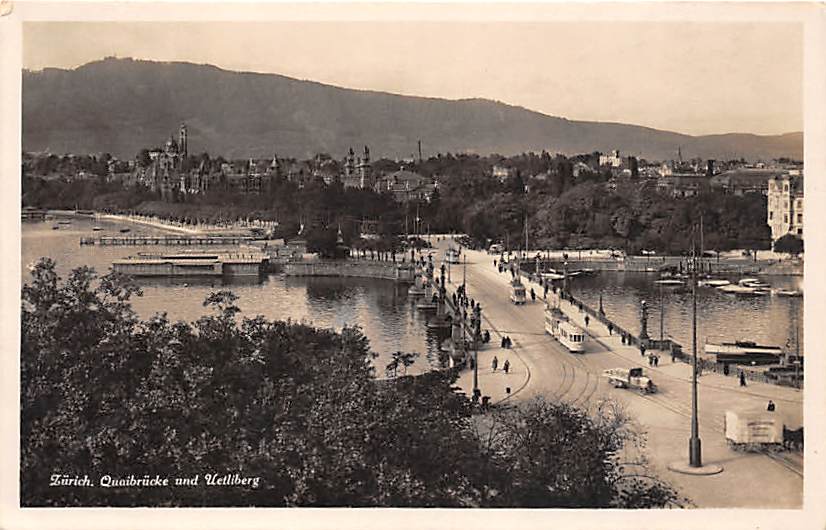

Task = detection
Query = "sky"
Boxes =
[22,21,803,137]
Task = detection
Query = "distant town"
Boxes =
[21,122,804,257]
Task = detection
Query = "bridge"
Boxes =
[419,237,803,509]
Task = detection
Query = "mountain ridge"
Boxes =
[22,57,803,161]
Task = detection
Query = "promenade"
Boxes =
[434,238,802,508]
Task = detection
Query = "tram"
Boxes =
[544,304,586,353]
[558,321,586,353]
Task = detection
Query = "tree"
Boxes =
[385,351,419,378]
[773,234,804,257]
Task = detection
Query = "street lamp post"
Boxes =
[472,304,481,396]
[689,227,702,467]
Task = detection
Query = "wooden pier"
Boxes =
[80,235,255,246]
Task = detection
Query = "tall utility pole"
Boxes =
[700,214,705,273]
[524,213,529,262]
[689,224,702,467]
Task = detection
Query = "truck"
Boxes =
[724,409,784,451]
[603,367,656,393]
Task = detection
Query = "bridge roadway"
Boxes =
[432,238,802,509]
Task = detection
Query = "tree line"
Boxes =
[22,149,773,255]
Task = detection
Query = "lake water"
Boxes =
[567,271,803,356]
[22,215,804,374]
[21,215,448,375]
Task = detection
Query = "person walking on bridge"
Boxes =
[607,322,613,336]
[584,315,590,328]
[503,359,510,374]
[491,356,499,372]
[739,370,747,387]
[530,288,536,302]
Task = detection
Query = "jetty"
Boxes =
[112,252,266,277]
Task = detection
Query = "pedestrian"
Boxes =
[608,322,613,336]
[621,334,626,345]
[503,359,510,374]
[530,288,536,302]
[739,370,747,387]
[484,330,491,343]
[494,259,497,267]
[584,315,590,328]
[640,344,646,358]
[654,355,659,367]
[723,363,730,376]
[671,349,677,363]
[544,284,549,299]
[506,336,512,349]
[491,356,499,372]
[767,400,776,412]
[648,354,653,366]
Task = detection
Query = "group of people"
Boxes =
[500,335,513,349]
[647,353,661,367]
[491,355,511,374]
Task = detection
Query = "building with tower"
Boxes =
[767,172,804,242]
[342,146,373,189]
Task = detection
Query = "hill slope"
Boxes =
[22,57,803,161]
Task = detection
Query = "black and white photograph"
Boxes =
[2,2,825,528]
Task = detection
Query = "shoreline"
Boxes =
[97,213,204,235]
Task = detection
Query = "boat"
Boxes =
[541,272,565,281]
[775,289,803,297]
[740,278,770,289]
[654,279,684,285]
[52,225,60,230]
[58,220,72,225]
[717,284,769,296]
[119,228,131,234]
[705,341,782,365]
[92,226,104,231]
[698,279,730,287]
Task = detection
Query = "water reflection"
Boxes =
[569,271,803,354]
